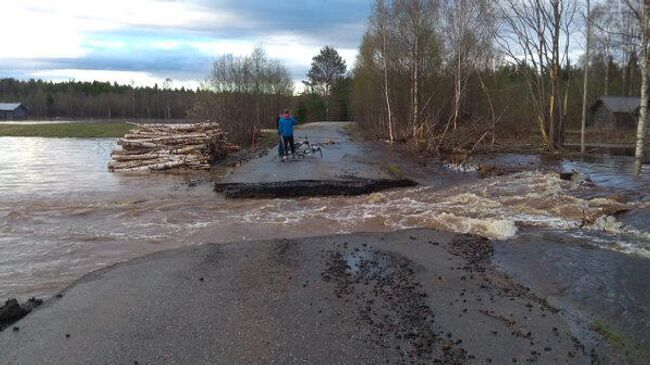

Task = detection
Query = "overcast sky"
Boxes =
[0,0,371,90]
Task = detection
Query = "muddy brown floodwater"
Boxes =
[1,135,649,361]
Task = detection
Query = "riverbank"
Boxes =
[0,229,602,364]
[0,122,132,138]
[344,123,650,164]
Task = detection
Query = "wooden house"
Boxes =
[588,96,639,130]
[0,103,28,120]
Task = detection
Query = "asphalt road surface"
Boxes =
[0,230,587,364]
[222,122,393,184]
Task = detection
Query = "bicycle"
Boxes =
[293,137,323,159]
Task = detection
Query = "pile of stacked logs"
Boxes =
[108,122,239,172]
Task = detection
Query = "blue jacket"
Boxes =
[279,115,297,137]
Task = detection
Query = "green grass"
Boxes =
[256,129,281,148]
[386,163,405,179]
[0,123,133,138]
[593,319,650,361]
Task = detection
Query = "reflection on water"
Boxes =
[0,137,225,298]
[0,137,221,199]
[0,138,649,302]
[0,137,118,197]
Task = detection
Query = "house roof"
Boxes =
[594,96,640,113]
[0,103,24,111]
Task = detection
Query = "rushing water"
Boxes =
[473,153,650,201]
[0,137,649,302]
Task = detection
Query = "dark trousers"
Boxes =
[282,135,295,156]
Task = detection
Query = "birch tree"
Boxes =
[394,0,439,143]
[624,0,650,171]
[444,0,495,131]
[371,0,396,143]
[497,0,576,150]
[581,0,593,153]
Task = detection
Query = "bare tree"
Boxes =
[372,0,396,143]
[497,0,576,150]
[591,3,613,97]
[624,0,650,173]
[200,47,293,144]
[581,0,593,153]
[163,78,173,120]
[444,0,495,131]
[399,0,440,143]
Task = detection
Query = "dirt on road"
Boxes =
[0,229,593,364]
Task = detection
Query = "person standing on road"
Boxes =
[279,109,297,160]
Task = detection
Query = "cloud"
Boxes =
[0,0,369,87]
[190,40,256,57]
[31,69,201,89]
[16,0,250,32]
[151,41,181,50]
[87,40,128,50]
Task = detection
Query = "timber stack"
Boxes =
[108,122,239,172]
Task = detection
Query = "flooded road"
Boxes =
[1,136,649,299]
[494,229,650,355]
[1,131,649,356]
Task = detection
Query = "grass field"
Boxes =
[0,123,134,138]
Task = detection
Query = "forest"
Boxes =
[0,78,196,120]
[1,0,649,157]
[352,0,648,158]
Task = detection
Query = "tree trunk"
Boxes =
[453,48,462,131]
[635,0,650,175]
[623,53,630,97]
[548,0,562,150]
[382,31,395,143]
[325,84,330,121]
[412,34,419,143]
[581,0,592,153]
[549,68,558,149]
[605,46,610,96]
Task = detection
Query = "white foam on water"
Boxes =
[612,240,650,259]
[221,171,648,247]
[430,212,518,240]
[13,169,641,259]
[443,163,479,173]
[568,230,650,259]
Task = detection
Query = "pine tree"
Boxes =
[307,46,347,120]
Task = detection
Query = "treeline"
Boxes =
[296,77,352,124]
[7,0,648,156]
[190,47,352,144]
[189,48,294,144]
[0,78,196,120]
[351,0,648,155]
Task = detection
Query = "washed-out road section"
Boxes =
[0,121,620,364]
[0,230,587,364]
